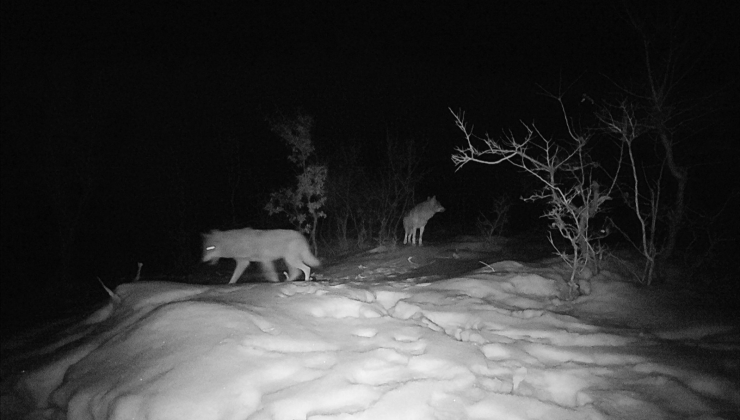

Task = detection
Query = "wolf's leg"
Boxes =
[286,264,300,281]
[418,225,426,246]
[287,262,311,281]
[261,261,280,282]
[229,260,251,284]
[284,254,311,281]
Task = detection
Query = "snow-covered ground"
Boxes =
[2,258,738,419]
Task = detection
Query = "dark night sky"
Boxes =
[1,1,738,324]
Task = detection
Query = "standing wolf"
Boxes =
[403,196,445,246]
[202,228,320,284]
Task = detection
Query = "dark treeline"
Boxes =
[2,1,738,327]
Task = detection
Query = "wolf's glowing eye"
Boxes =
[206,246,215,251]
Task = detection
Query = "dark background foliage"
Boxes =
[2,1,738,329]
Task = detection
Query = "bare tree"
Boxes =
[325,142,366,249]
[593,4,734,281]
[610,4,734,271]
[476,195,512,240]
[597,101,661,284]
[452,94,614,296]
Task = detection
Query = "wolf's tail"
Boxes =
[302,249,321,267]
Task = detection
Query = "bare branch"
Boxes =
[451,101,615,296]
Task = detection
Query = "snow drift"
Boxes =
[2,261,738,419]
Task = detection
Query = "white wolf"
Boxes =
[202,228,320,284]
[403,196,445,246]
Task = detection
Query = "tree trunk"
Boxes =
[657,129,687,263]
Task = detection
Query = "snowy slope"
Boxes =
[2,261,738,419]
